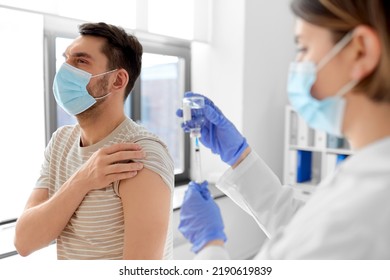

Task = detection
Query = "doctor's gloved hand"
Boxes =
[179,181,227,254]
[176,92,249,166]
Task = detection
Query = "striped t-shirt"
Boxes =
[35,118,174,259]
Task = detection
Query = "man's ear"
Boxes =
[112,69,129,91]
[349,25,381,81]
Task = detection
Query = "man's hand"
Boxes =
[14,143,146,257]
[74,143,146,192]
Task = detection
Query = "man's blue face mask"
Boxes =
[53,63,117,116]
[287,31,359,137]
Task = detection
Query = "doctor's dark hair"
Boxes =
[78,22,143,100]
[290,0,390,103]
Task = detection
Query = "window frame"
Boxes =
[44,15,191,184]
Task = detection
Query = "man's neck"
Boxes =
[78,110,126,147]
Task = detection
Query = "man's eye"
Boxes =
[76,58,87,64]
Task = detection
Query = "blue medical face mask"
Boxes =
[53,63,117,116]
[287,32,358,137]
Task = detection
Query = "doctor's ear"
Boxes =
[349,25,381,81]
[112,69,129,91]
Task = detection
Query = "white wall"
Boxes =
[242,1,295,178]
[191,0,295,181]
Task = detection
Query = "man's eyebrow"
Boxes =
[63,51,94,60]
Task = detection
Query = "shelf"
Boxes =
[326,148,354,155]
[289,145,354,155]
[288,145,324,153]
[284,105,352,200]
[292,182,318,190]
[289,183,317,202]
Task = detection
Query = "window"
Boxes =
[0,8,45,224]
[139,53,187,177]
[134,44,191,181]
[0,8,46,258]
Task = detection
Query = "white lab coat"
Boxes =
[196,136,390,260]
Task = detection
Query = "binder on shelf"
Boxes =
[287,150,297,185]
[314,130,327,149]
[297,116,309,147]
[311,152,322,185]
[342,139,351,150]
[325,153,337,177]
[289,110,298,145]
[336,154,349,165]
[308,128,315,147]
[296,150,312,183]
[327,135,344,149]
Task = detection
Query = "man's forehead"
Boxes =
[65,35,105,57]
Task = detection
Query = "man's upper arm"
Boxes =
[119,167,171,259]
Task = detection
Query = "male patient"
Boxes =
[14,22,174,259]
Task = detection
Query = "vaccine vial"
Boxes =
[182,96,205,138]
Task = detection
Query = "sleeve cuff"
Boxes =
[217,150,259,192]
[194,245,230,260]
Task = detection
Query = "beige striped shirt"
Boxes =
[36,118,174,259]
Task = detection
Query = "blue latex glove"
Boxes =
[177,92,249,166]
[179,181,227,253]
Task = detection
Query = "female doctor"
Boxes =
[177,0,390,259]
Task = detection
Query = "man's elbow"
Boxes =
[14,234,32,257]
[14,223,38,257]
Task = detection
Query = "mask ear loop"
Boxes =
[335,80,359,97]
[94,92,111,100]
[91,69,118,100]
[317,31,354,71]
[316,31,359,98]
[91,68,118,78]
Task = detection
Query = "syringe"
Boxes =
[193,136,202,183]
[182,96,205,183]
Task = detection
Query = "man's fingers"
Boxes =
[106,150,146,165]
[106,162,144,175]
[106,171,139,183]
[102,143,143,155]
[98,143,146,165]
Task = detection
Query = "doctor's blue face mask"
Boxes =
[53,63,117,116]
[287,31,359,137]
